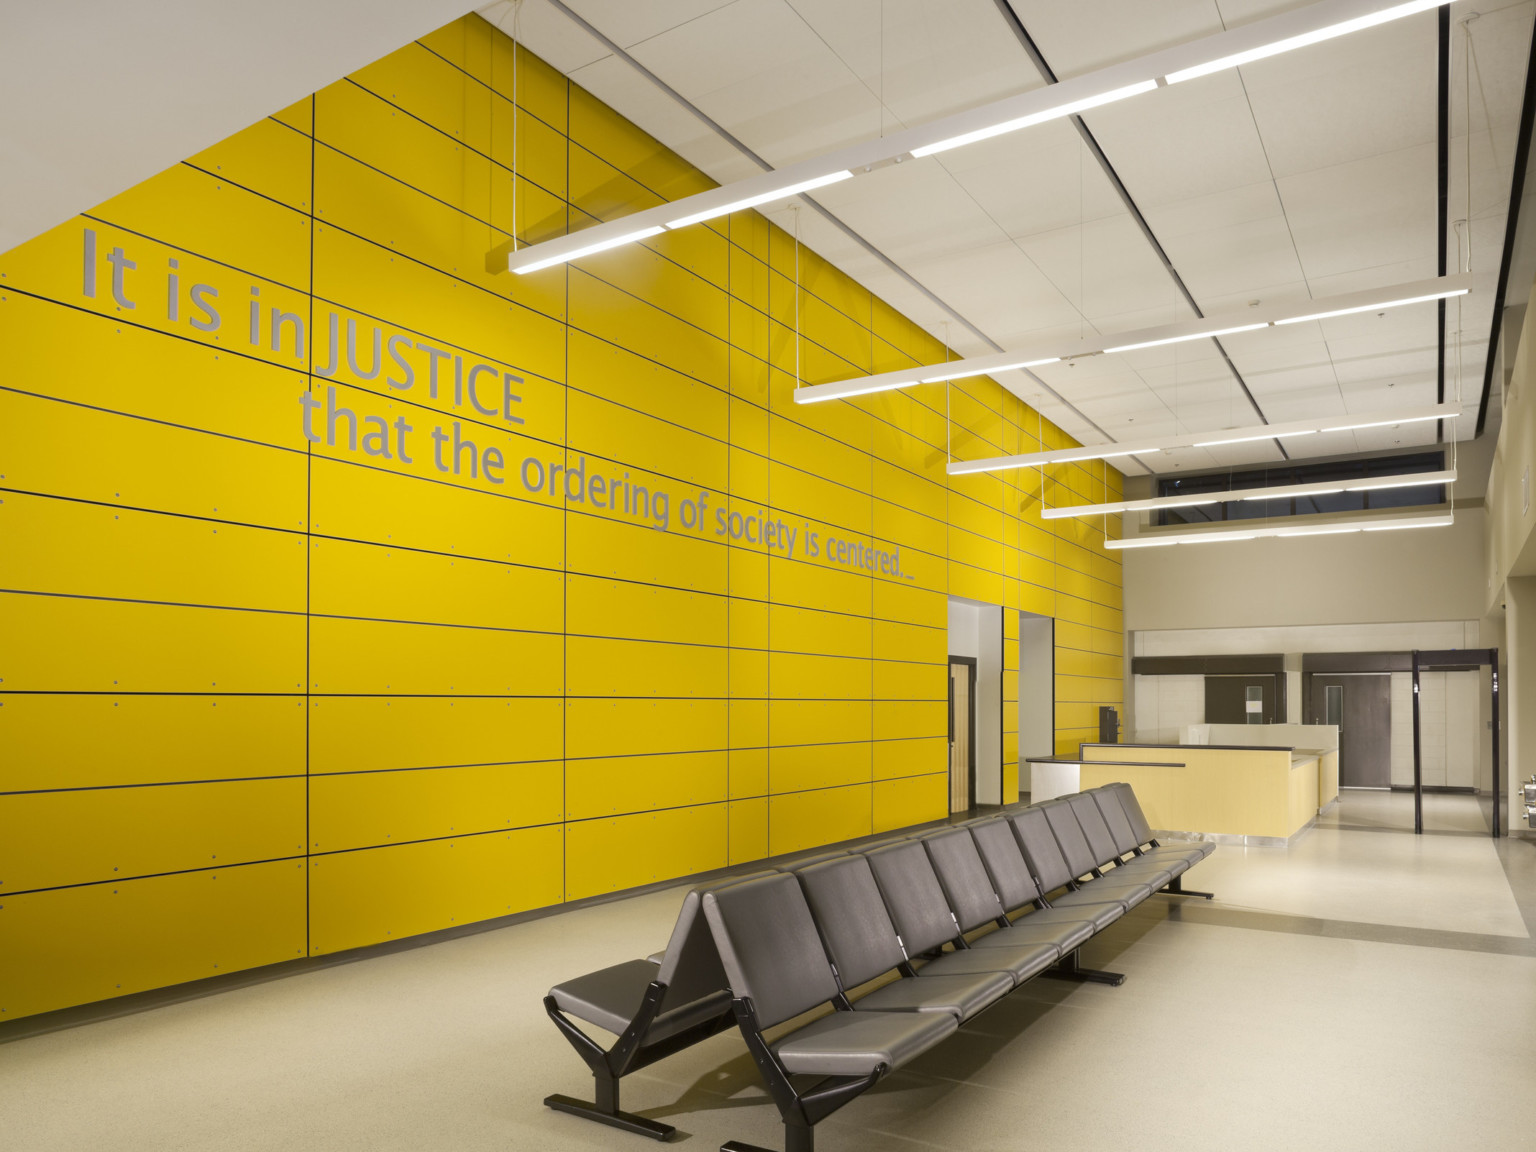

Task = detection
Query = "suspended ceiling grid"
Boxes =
[486,0,1533,475]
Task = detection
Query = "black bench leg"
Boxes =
[1040,947,1124,986]
[1160,875,1214,900]
[546,1072,676,1141]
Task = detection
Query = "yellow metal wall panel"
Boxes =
[310,537,561,631]
[769,700,872,747]
[874,700,946,741]
[310,457,564,568]
[770,742,871,794]
[313,222,566,381]
[568,329,729,440]
[0,860,307,1019]
[93,162,310,289]
[872,773,946,834]
[565,751,726,821]
[0,694,304,792]
[567,574,726,646]
[768,651,871,700]
[189,117,313,211]
[570,269,728,389]
[0,779,305,893]
[308,696,562,774]
[874,660,946,701]
[567,389,728,492]
[309,760,562,852]
[768,784,871,857]
[565,803,727,901]
[307,824,563,954]
[874,736,946,782]
[308,617,561,696]
[566,636,727,699]
[1,281,308,447]
[729,748,769,798]
[0,493,305,613]
[0,391,308,530]
[566,699,728,760]
[728,798,769,864]
[0,14,1125,1018]
[567,512,727,593]
[0,593,305,693]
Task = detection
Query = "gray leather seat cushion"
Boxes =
[912,941,1056,985]
[1049,880,1153,912]
[851,972,1011,1021]
[772,1008,956,1076]
[1015,901,1124,932]
[550,959,732,1041]
[968,917,1092,955]
[1104,859,1179,887]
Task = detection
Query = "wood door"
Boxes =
[1312,674,1391,787]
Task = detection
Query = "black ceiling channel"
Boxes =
[1437,5,1449,443]
[991,0,1286,462]
[1476,11,1536,438]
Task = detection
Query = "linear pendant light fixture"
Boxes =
[795,274,1468,404]
[1106,511,1455,549]
[1040,470,1457,519]
[947,402,1463,476]
[498,0,1452,275]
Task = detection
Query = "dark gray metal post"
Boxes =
[1492,649,1501,839]
[1411,651,1423,835]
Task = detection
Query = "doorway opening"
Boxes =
[948,656,977,814]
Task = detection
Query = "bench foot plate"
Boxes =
[1041,965,1125,986]
[545,1094,675,1141]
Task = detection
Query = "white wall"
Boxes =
[1389,671,1480,788]
[1132,674,1204,744]
[1017,613,1054,780]
[948,598,1003,805]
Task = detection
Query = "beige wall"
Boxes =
[1125,510,1488,633]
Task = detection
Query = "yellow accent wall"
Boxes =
[0,14,1122,1020]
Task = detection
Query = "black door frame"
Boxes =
[947,655,978,813]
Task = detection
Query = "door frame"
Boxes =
[948,655,978,813]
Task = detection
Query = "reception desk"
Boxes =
[1077,742,1322,846]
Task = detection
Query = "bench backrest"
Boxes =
[703,874,838,1029]
[920,828,1008,934]
[1039,799,1100,879]
[865,840,962,955]
[654,890,730,1010]
[1009,807,1075,894]
[969,817,1044,911]
[1109,782,1156,844]
[1092,786,1142,856]
[795,855,908,989]
[1068,792,1124,869]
